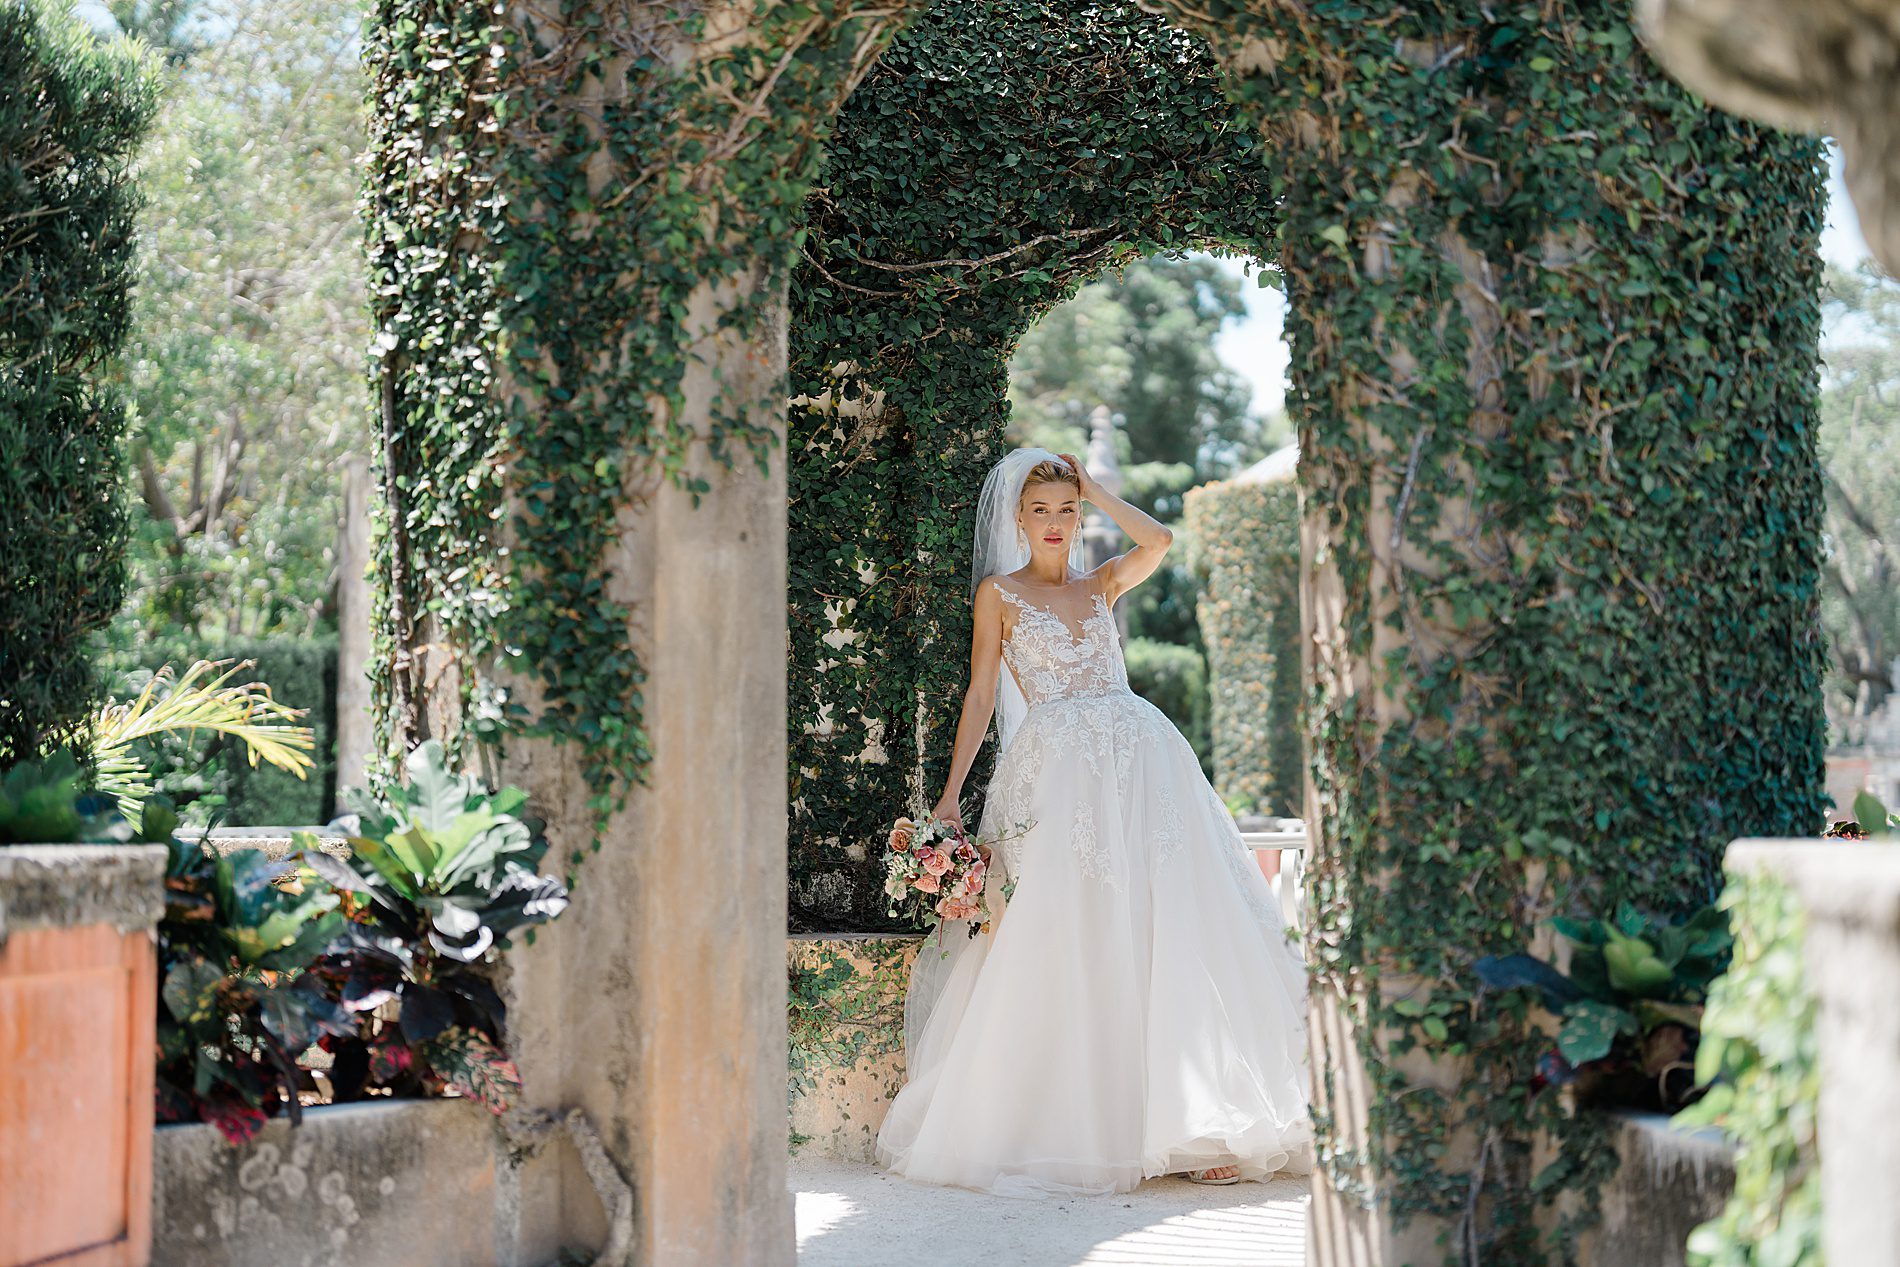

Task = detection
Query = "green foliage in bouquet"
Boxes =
[298,741,567,1113]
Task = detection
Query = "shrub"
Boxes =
[1675,868,1822,1266]
[153,743,569,1139]
[1183,478,1300,815]
[0,2,158,763]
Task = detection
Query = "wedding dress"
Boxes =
[872,566,1315,1197]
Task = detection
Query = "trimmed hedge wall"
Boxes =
[0,3,156,763]
[1184,478,1301,817]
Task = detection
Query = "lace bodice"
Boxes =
[996,585,1130,709]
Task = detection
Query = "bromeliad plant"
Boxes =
[155,811,352,1143]
[1475,902,1733,1112]
[297,741,568,1113]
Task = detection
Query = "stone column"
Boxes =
[1148,3,1827,1259]
[333,455,372,796]
[1728,840,1900,1264]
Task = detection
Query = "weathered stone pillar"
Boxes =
[361,3,915,1262]
[1150,4,1828,1261]
[1728,840,1900,1264]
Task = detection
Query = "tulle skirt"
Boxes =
[873,690,1315,1197]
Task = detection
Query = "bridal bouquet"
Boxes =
[882,815,995,937]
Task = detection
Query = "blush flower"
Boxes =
[913,872,941,894]
[920,847,952,877]
[889,818,916,853]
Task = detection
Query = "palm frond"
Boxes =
[91,659,317,821]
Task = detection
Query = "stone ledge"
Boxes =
[179,826,351,862]
[1589,1108,1736,1267]
[154,1098,503,1267]
[0,843,167,939]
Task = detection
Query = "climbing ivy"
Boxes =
[361,0,913,865]
[785,0,1278,929]
[1143,1,1827,1259]
[363,0,1825,1254]
[1184,478,1302,816]
[786,937,915,1152]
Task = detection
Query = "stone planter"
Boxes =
[153,1099,502,1267]
[1587,1108,1737,1266]
[0,844,166,1267]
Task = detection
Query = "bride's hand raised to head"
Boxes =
[1056,453,1099,500]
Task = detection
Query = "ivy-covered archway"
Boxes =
[363,0,1826,1260]
[790,1,1827,1262]
[786,0,1278,930]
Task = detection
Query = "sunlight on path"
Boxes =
[791,1153,1308,1267]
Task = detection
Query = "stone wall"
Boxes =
[787,933,920,1163]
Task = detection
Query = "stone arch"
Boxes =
[788,3,1830,1261]
[361,0,1829,1258]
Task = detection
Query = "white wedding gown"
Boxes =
[874,578,1315,1197]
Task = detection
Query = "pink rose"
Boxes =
[938,896,980,920]
[961,870,984,896]
[921,848,952,877]
[913,873,941,894]
[889,818,915,853]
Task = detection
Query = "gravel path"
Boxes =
[791,1153,1309,1266]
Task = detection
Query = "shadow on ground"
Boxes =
[791,1153,1309,1266]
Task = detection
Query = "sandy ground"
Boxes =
[791,1153,1309,1267]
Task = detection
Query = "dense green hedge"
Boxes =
[1184,478,1301,817]
[1123,636,1211,773]
[109,636,338,825]
[0,3,156,764]
[786,0,1276,930]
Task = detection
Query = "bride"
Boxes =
[873,446,1314,1197]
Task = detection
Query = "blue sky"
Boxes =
[1207,143,1877,420]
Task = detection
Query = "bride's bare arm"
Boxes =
[1056,452,1173,600]
[932,578,1006,837]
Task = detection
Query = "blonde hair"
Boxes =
[1021,459,1079,494]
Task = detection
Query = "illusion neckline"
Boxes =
[997,585,1112,651]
